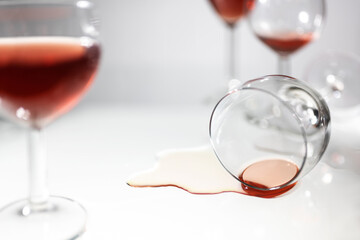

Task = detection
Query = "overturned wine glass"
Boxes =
[209,75,330,196]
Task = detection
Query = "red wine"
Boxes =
[239,159,299,198]
[209,0,254,26]
[0,37,100,128]
[128,147,299,198]
[0,5,73,21]
[258,33,313,55]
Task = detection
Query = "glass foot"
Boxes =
[0,196,87,240]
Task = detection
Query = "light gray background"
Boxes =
[85,0,360,105]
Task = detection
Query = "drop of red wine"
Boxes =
[127,146,298,198]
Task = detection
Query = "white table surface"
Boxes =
[0,103,359,240]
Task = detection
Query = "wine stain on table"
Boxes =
[127,146,298,198]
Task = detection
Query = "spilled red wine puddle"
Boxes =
[127,146,298,198]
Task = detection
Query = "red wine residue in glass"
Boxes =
[209,0,255,26]
[257,33,313,55]
[239,159,298,198]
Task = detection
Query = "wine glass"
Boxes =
[247,0,325,75]
[305,51,360,116]
[208,0,254,89]
[209,75,330,197]
[305,51,360,173]
[0,0,100,239]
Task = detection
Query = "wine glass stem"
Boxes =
[278,55,290,75]
[228,25,236,80]
[28,128,49,206]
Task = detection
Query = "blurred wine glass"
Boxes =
[247,0,325,75]
[0,0,101,239]
[306,51,360,115]
[306,51,360,173]
[208,0,254,89]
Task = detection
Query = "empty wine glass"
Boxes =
[209,75,330,197]
[208,0,254,89]
[305,51,360,174]
[0,0,100,239]
[247,0,325,75]
[305,51,360,116]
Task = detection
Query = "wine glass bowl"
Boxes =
[0,1,100,129]
[0,37,100,129]
[0,1,100,239]
[247,0,325,74]
[209,0,254,27]
[209,75,330,194]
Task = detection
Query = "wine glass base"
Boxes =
[0,196,87,240]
